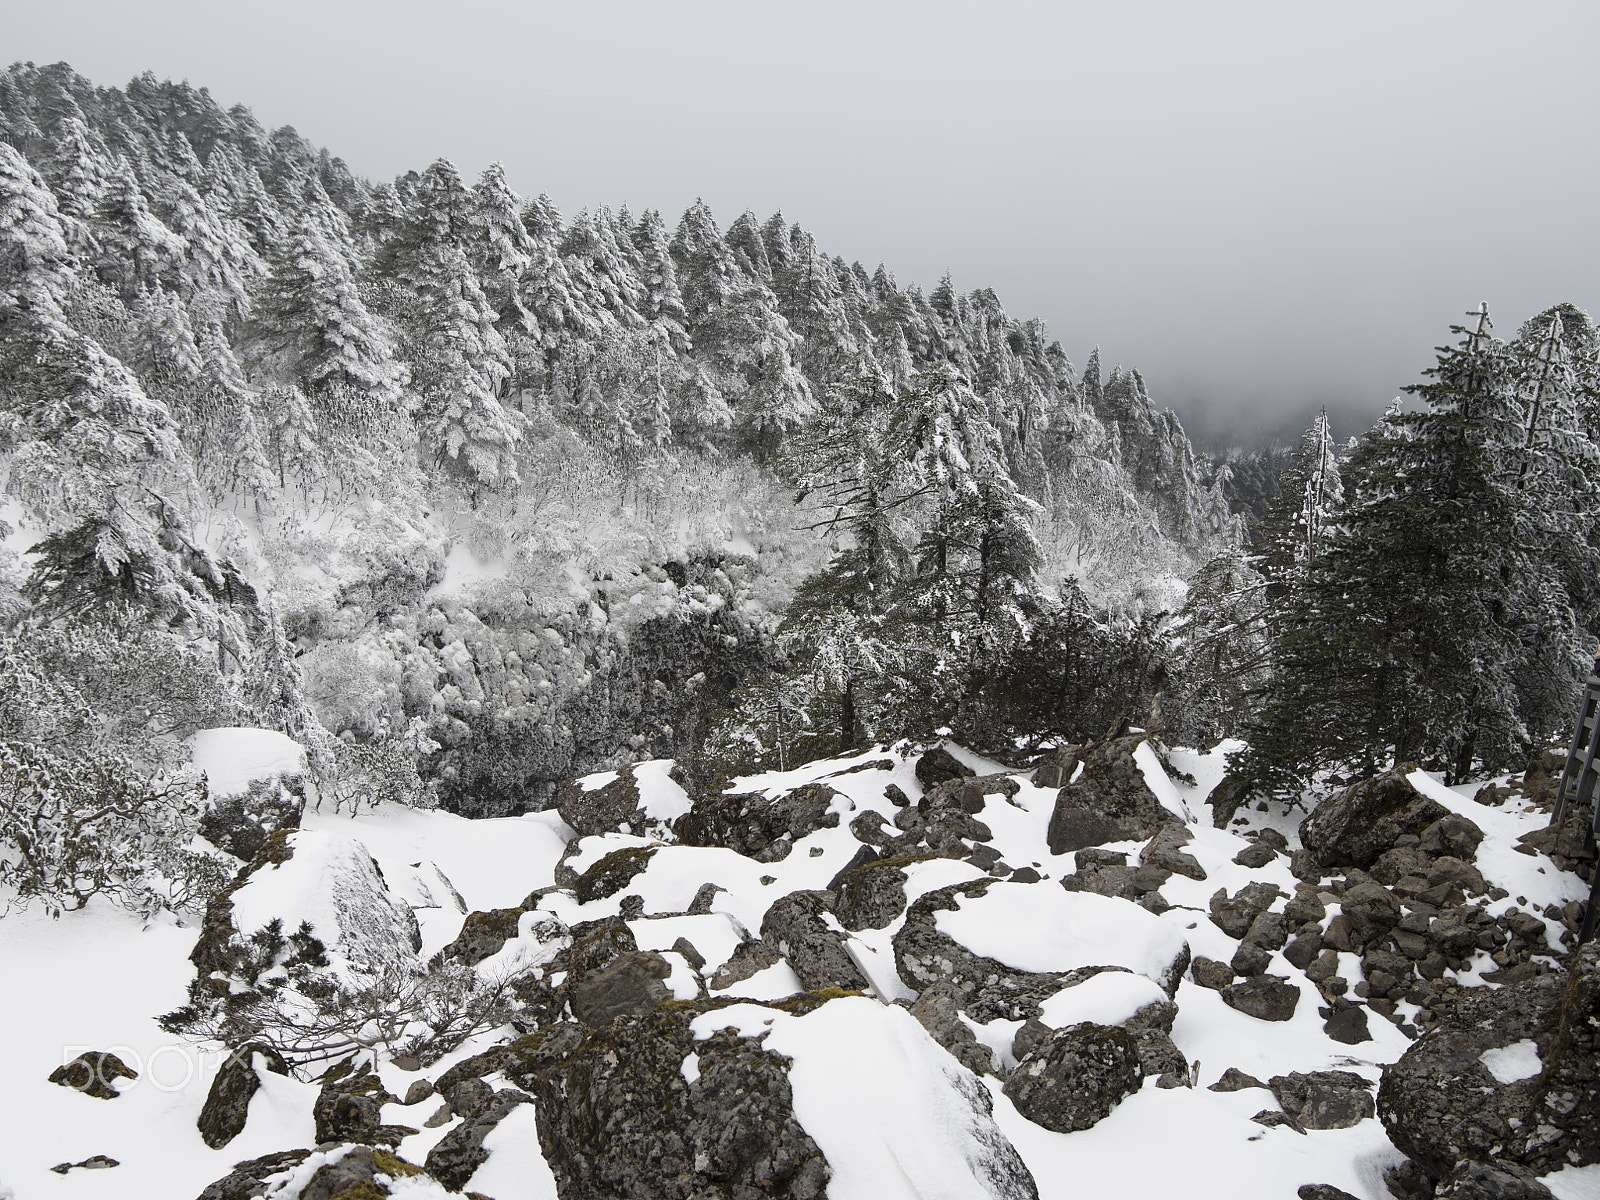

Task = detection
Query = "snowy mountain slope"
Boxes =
[3,729,1595,1200]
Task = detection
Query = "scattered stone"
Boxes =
[1220,975,1300,1022]
[423,1103,453,1128]
[1003,1022,1142,1133]
[1269,1070,1374,1130]
[49,1051,138,1100]
[1233,842,1277,868]
[402,1079,434,1106]
[1208,1067,1269,1093]
[1140,825,1207,881]
[1297,1185,1361,1200]
[299,1144,427,1200]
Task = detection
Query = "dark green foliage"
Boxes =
[1242,307,1600,795]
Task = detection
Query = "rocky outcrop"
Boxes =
[1046,735,1178,855]
[1002,1022,1143,1132]
[1299,767,1456,870]
[1378,944,1600,1185]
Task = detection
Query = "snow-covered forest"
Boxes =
[0,62,1245,827]
[1,61,1598,1200]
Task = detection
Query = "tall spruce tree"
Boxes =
[1242,307,1532,792]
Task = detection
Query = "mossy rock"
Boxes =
[435,906,527,967]
[574,847,658,904]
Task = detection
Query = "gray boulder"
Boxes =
[1002,1022,1143,1132]
[511,1010,830,1200]
[197,1044,289,1149]
[1046,735,1179,855]
[570,949,675,1025]
[1269,1070,1374,1130]
[1299,767,1451,870]
[760,890,869,992]
[424,1087,533,1191]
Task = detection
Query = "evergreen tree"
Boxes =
[90,158,185,298]
[1242,308,1531,791]
[410,244,523,490]
[1253,409,1344,606]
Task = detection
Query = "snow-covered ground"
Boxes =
[0,732,1593,1200]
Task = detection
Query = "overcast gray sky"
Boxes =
[8,0,1598,448]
